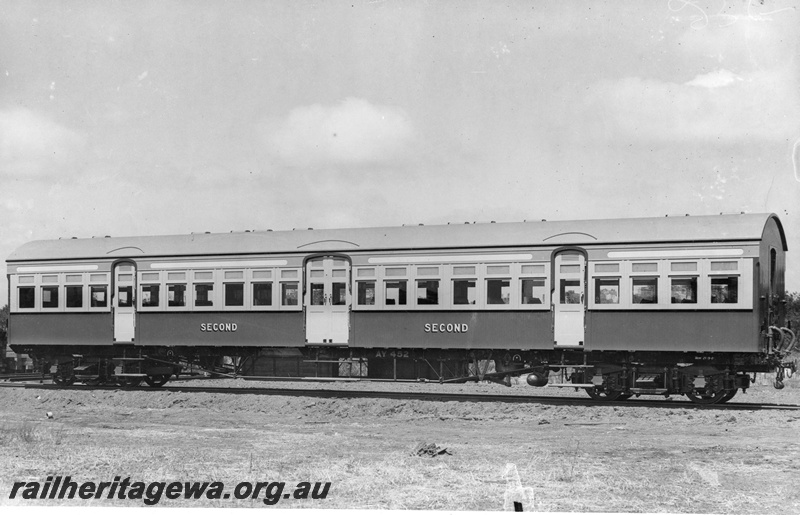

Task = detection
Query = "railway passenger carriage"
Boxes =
[5,213,796,403]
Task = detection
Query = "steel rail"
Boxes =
[1,381,798,411]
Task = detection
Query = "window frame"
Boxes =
[223,281,246,309]
[190,270,216,310]
[40,282,61,311]
[519,263,550,310]
[383,278,409,308]
[669,276,699,306]
[88,273,111,312]
[17,284,37,311]
[166,281,188,310]
[415,278,441,307]
[139,271,162,310]
[411,265,442,309]
[65,284,85,310]
[249,269,275,311]
[280,280,300,308]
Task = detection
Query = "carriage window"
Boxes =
[595,263,619,273]
[385,280,407,306]
[416,280,439,305]
[453,266,476,276]
[711,277,738,304]
[90,285,107,307]
[385,268,406,277]
[66,285,83,308]
[141,284,160,307]
[252,270,272,279]
[487,265,510,275]
[357,268,375,277]
[253,283,273,306]
[168,284,186,307]
[632,278,657,304]
[141,272,160,282]
[281,270,299,279]
[41,286,59,308]
[632,263,658,273]
[357,281,375,305]
[417,267,439,276]
[225,283,244,307]
[711,261,738,271]
[18,287,35,309]
[521,278,546,304]
[117,286,133,307]
[671,262,697,272]
[194,284,214,307]
[560,280,582,304]
[521,264,546,275]
[486,279,510,305]
[282,282,299,306]
[310,283,325,305]
[453,279,476,305]
[332,283,347,305]
[595,278,619,304]
[671,277,697,304]
[769,249,776,285]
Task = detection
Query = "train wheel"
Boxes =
[685,390,727,405]
[118,377,143,388]
[52,373,75,387]
[144,375,170,388]
[584,388,623,401]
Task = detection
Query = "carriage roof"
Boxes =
[7,213,786,262]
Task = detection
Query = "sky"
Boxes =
[1,0,799,304]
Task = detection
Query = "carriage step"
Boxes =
[302,360,362,364]
[547,383,594,388]
[629,388,668,394]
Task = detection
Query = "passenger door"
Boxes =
[305,256,351,344]
[113,263,136,342]
[553,251,585,347]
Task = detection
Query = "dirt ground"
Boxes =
[1,378,799,512]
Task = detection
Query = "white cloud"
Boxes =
[582,66,800,142]
[685,69,741,88]
[0,108,85,176]
[263,98,415,168]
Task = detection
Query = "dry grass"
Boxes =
[1,384,800,511]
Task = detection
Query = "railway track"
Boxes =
[2,380,798,411]
[0,373,46,382]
